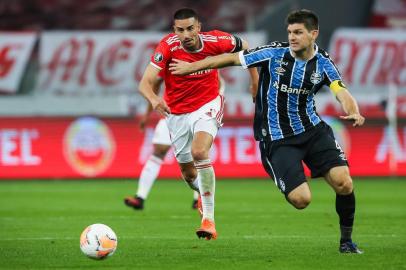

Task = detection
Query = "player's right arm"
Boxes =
[139,64,170,116]
[139,76,163,131]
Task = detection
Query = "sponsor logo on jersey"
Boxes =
[190,69,213,76]
[218,35,232,40]
[310,71,322,84]
[154,52,163,63]
[63,117,116,177]
[273,81,310,95]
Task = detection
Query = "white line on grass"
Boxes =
[0,234,398,241]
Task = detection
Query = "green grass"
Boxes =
[0,178,405,269]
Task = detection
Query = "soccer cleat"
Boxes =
[196,219,217,240]
[339,241,363,254]
[124,196,144,210]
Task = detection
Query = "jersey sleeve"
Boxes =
[322,53,347,95]
[212,30,243,54]
[150,38,171,70]
[238,44,276,69]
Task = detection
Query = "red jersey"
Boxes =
[150,30,242,114]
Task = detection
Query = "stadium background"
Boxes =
[1,1,406,269]
[1,0,405,179]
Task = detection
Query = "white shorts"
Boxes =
[166,95,225,163]
[151,119,172,145]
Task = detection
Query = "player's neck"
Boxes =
[183,37,202,52]
[292,45,315,61]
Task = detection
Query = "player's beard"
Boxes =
[182,37,199,51]
[290,44,310,58]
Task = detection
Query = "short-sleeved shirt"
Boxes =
[151,30,242,114]
[238,42,343,141]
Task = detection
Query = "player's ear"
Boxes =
[197,22,202,32]
[311,29,319,40]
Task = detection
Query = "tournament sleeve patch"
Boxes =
[329,80,347,95]
[153,52,164,63]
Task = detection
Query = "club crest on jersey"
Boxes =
[310,71,322,84]
[154,53,163,63]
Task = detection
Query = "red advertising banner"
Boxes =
[0,116,404,179]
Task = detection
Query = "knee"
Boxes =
[153,150,167,160]
[191,147,209,161]
[288,193,311,210]
[335,178,353,195]
[153,145,170,160]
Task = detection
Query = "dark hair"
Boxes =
[173,8,198,21]
[286,9,319,31]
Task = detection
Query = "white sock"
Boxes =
[193,190,199,200]
[136,155,163,199]
[195,159,215,222]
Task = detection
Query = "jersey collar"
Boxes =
[289,43,319,61]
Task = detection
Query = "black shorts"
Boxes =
[259,121,348,195]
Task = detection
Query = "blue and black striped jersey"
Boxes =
[239,41,343,141]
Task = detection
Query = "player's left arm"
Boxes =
[170,52,240,75]
[331,81,365,127]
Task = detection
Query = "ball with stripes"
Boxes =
[80,224,118,259]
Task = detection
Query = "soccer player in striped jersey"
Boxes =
[170,9,364,253]
[139,8,259,240]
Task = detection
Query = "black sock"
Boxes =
[336,191,355,243]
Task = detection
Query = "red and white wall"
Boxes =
[0,116,405,179]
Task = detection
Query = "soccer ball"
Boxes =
[80,223,118,259]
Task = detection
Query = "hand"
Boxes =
[340,113,365,127]
[169,59,193,75]
[151,97,171,117]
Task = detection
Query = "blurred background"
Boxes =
[0,0,405,179]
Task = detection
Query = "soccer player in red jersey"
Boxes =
[139,8,258,240]
[125,76,226,211]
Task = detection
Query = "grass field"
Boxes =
[0,178,405,270]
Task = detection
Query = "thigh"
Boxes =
[166,115,193,163]
[190,95,224,138]
[260,140,306,195]
[191,131,214,158]
[304,123,348,178]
